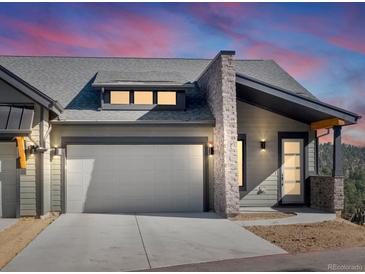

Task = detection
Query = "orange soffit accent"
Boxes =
[310,118,345,130]
[15,137,27,169]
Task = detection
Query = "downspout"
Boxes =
[36,107,45,217]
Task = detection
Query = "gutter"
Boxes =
[92,83,195,89]
[50,120,216,126]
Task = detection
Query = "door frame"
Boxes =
[61,136,209,213]
[278,132,308,205]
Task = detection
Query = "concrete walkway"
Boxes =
[3,213,285,271]
[148,247,365,272]
[0,218,17,232]
[235,207,336,226]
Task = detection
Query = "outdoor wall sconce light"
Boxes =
[53,147,64,156]
[208,141,214,156]
[260,140,266,150]
[26,145,37,155]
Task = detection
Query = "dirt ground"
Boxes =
[247,218,365,254]
[0,214,58,269]
[230,212,296,221]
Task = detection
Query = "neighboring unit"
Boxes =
[0,51,360,217]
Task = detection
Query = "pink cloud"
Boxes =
[0,10,187,57]
[0,32,71,56]
[244,41,325,79]
[93,12,181,57]
[318,123,365,147]
[272,7,365,55]
[328,34,365,55]
[188,3,326,79]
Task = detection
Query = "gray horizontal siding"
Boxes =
[237,101,315,207]
[19,104,40,216]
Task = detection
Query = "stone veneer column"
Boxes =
[309,175,344,213]
[197,50,240,215]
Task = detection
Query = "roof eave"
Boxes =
[0,65,63,115]
[236,73,361,125]
[50,119,215,126]
[91,83,195,89]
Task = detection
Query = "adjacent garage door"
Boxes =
[0,143,17,218]
[66,144,204,213]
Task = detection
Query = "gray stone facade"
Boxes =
[310,176,344,213]
[197,51,240,215]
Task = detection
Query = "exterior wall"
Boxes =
[51,155,62,212]
[50,124,214,212]
[310,176,344,213]
[197,51,240,215]
[0,79,33,104]
[237,101,316,206]
[18,106,53,216]
[19,104,40,216]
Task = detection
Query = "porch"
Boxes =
[235,73,360,214]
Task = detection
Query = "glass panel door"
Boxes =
[281,139,304,203]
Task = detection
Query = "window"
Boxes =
[110,91,130,104]
[237,135,246,189]
[104,90,184,110]
[157,91,176,105]
[134,91,153,105]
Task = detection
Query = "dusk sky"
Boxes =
[0,3,364,146]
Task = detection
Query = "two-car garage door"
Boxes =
[66,144,204,213]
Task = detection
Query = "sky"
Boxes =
[0,3,364,146]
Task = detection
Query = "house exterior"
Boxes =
[0,50,360,218]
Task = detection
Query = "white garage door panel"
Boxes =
[0,143,17,218]
[66,144,204,213]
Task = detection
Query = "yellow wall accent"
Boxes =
[15,136,27,169]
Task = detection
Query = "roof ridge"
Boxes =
[0,55,272,62]
[0,55,214,61]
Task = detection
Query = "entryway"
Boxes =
[3,213,286,271]
[280,138,305,204]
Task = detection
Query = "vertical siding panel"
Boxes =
[19,104,40,216]
[51,156,62,212]
[42,109,52,214]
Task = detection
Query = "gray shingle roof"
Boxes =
[235,60,315,99]
[0,56,316,122]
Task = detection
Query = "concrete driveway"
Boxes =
[3,213,285,271]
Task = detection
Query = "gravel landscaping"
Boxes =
[230,212,296,221]
[246,218,365,254]
[0,214,58,269]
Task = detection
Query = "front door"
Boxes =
[281,139,304,204]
